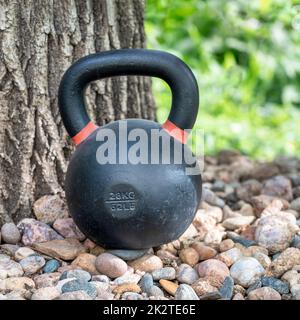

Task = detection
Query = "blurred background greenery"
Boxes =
[145,0,300,159]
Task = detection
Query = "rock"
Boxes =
[191,243,217,260]
[175,284,199,300]
[18,218,63,246]
[113,283,141,294]
[197,259,230,282]
[0,244,20,256]
[89,246,106,256]
[34,272,61,288]
[240,204,255,216]
[32,238,86,260]
[217,248,243,267]
[227,232,256,247]
[1,223,21,244]
[152,267,176,281]
[252,252,271,269]
[71,253,97,274]
[95,253,128,278]
[204,229,226,247]
[251,163,280,180]
[290,198,300,212]
[222,216,255,231]
[255,215,297,254]
[179,223,198,241]
[219,276,234,299]
[92,275,110,283]
[107,249,148,261]
[281,270,300,288]
[43,259,60,273]
[230,257,265,288]
[179,248,199,267]
[291,284,300,300]
[159,279,178,296]
[33,195,69,224]
[251,195,289,217]
[122,292,144,300]
[148,285,164,298]
[31,287,60,300]
[232,293,245,300]
[113,273,141,285]
[261,276,289,294]
[0,277,35,291]
[155,250,178,265]
[58,290,93,300]
[191,278,218,297]
[176,264,199,284]
[0,259,24,278]
[292,235,300,248]
[233,284,246,296]
[261,175,293,201]
[53,218,85,241]
[236,180,262,202]
[139,273,153,294]
[128,254,163,273]
[219,239,235,252]
[246,279,262,294]
[211,180,226,192]
[61,279,97,298]
[202,188,225,208]
[268,248,300,277]
[247,287,281,300]
[20,255,45,275]
[96,287,115,300]
[61,269,91,282]
[4,290,28,300]
[14,247,36,261]
[200,291,222,300]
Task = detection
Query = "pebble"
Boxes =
[107,249,149,261]
[0,277,35,291]
[18,218,63,246]
[222,216,255,231]
[197,259,230,282]
[200,291,222,300]
[113,283,141,295]
[219,276,234,299]
[247,287,281,300]
[217,248,243,267]
[191,278,219,296]
[71,253,97,274]
[34,272,61,289]
[139,273,153,294]
[292,235,300,248]
[43,259,60,273]
[255,215,298,254]
[95,253,128,278]
[129,254,163,273]
[60,269,91,282]
[148,285,164,298]
[246,279,262,294]
[176,264,199,284]
[291,284,300,299]
[159,279,178,296]
[290,198,300,212]
[236,179,262,203]
[268,248,300,277]
[175,284,199,300]
[252,252,271,269]
[20,255,45,275]
[122,292,144,300]
[232,293,245,300]
[0,259,24,278]
[230,257,265,288]
[261,175,293,201]
[53,218,85,241]
[227,232,256,247]
[33,195,69,224]
[219,239,235,252]
[14,247,36,261]
[61,279,97,298]
[191,242,217,260]
[0,244,20,256]
[32,238,86,260]
[204,229,226,247]
[1,223,21,244]
[31,287,60,300]
[92,275,110,283]
[179,248,199,266]
[202,188,225,208]
[113,273,141,285]
[58,290,93,300]
[152,267,176,280]
[261,276,289,294]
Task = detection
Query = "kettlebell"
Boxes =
[58,49,202,249]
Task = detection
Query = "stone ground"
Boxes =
[1,149,300,300]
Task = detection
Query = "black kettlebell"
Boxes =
[58,49,202,249]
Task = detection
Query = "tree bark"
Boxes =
[0,0,155,224]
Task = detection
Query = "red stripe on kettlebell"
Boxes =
[71,121,98,145]
[162,119,188,144]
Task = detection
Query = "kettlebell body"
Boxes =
[59,49,202,249]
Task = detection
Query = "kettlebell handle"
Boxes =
[58,49,199,145]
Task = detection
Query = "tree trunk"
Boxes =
[0,0,155,224]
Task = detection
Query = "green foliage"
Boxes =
[145,0,300,158]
